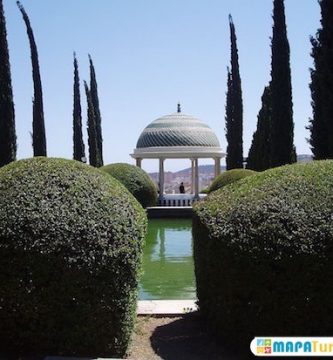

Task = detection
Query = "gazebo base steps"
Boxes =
[147,206,193,218]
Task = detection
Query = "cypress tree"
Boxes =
[89,55,103,166]
[84,81,100,168]
[247,86,272,171]
[225,15,243,170]
[308,0,333,159]
[0,0,16,167]
[225,68,234,170]
[17,1,46,157]
[270,0,294,167]
[73,53,85,162]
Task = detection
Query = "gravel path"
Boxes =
[128,312,244,360]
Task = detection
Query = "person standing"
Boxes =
[179,182,185,194]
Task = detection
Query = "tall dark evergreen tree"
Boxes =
[17,1,46,157]
[89,55,103,166]
[225,68,234,170]
[270,0,294,167]
[84,81,101,168]
[247,86,272,171]
[308,0,333,159]
[225,15,243,170]
[73,53,85,162]
[0,0,16,167]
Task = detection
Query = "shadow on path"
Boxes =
[150,312,245,360]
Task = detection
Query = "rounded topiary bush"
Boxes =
[101,163,157,208]
[193,161,333,349]
[208,168,257,193]
[0,158,147,358]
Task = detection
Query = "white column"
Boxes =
[191,159,195,194]
[214,157,221,178]
[194,158,199,199]
[159,158,165,199]
[136,158,142,168]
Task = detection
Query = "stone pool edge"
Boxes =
[137,300,197,315]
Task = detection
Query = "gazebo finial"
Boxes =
[177,103,181,113]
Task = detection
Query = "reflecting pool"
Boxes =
[139,218,196,300]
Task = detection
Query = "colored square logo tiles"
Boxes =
[265,339,272,346]
[257,339,265,346]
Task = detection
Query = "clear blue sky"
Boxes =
[4,0,320,172]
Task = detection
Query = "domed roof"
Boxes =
[136,107,220,149]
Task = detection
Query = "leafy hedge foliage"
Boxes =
[208,168,257,193]
[0,158,147,358]
[193,161,333,349]
[101,163,157,208]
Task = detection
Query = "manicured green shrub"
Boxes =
[200,188,209,194]
[208,168,257,193]
[193,161,333,349]
[0,157,147,358]
[101,163,157,208]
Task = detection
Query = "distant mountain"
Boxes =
[148,165,226,193]
[150,155,312,178]
[297,154,313,163]
[173,164,226,177]
[148,156,313,193]
[149,165,225,180]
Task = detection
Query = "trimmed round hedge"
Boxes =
[101,163,157,208]
[208,168,257,193]
[0,158,147,358]
[193,161,333,349]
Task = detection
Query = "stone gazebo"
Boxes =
[131,105,225,206]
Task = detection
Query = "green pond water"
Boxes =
[139,218,196,300]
